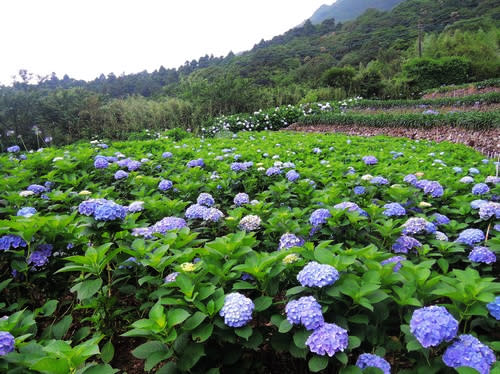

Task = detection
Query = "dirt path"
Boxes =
[285,123,500,157]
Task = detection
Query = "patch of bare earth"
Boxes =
[422,86,500,99]
[285,124,500,156]
[350,103,500,115]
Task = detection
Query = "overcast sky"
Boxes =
[0,0,329,84]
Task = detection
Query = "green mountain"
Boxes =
[309,0,406,24]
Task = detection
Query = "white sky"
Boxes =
[0,0,329,84]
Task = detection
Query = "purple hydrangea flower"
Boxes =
[362,156,378,165]
[219,292,254,327]
[16,207,37,217]
[460,176,474,184]
[305,323,348,357]
[383,203,406,217]
[151,217,187,234]
[312,147,321,154]
[158,179,173,192]
[487,296,500,320]
[278,233,304,250]
[410,306,458,348]
[485,176,500,184]
[309,209,331,227]
[27,184,46,195]
[162,152,172,158]
[94,157,109,169]
[402,217,435,235]
[164,272,179,283]
[456,229,485,246]
[286,296,324,330]
[94,201,127,221]
[197,193,215,207]
[78,199,105,216]
[0,235,27,251]
[469,246,496,264]
[297,261,339,288]
[435,231,449,241]
[353,186,366,195]
[472,183,490,195]
[469,168,480,175]
[423,181,444,198]
[127,160,142,171]
[234,193,250,206]
[7,145,20,153]
[266,167,281,176]
[404,174,418,185]
[356,354,391,374]
[187,158,204,168]
[114,170,129,180]
[27,250,50,268]
[370,176,389,185]
[392,235,422,254]
[203,208,224,222]
[127,201,144,213]
[471,199,488,209]
[286,170,300,182]
[230,162,250,172]
[185,204,209,220]
[381,256,406,272]
[479,202,500,220]
[432,213,450,225]
[443,335,495,374]
[0,331,15,355]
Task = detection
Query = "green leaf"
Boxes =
[183,311,207,331]
[192,323,213,343]
[100,340,114,364]
[132,341,167,359]
[348,336,361,349]
[340,366,363,374]
[53,315,72,339]
[293,330,311,349]
[82,364,119,374]
[314,247,335,265]
[456,367,480,374]
[167,309,190,327]
[336,352,348,364]
[30,358,70,374]
[309,356,329,372]
[155,362,177,374]
[176,343,205,371]
[279,319,293,333]
[71,279,103,301]
[39,300,58,317]
[0,279,12,293]
[253,295,273,312]
[235,325,253,340]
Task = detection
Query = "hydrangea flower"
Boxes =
[27,184,46,195]
[469,168,480,175]
[468,246,496,264]
[94,201,127,221]
[381,256,406,272]
[164,272,179,283]
[0,235,27,251]
[404,174,418,185]
[203,208,224,222]
[162,152,172,158]
[297,261,339,288]
[309,209,331,227]
[231,162,250,172]
[431,213,450,225]
[333,202,368,216]
[158,179,173,192]
[410,306,458,348]
[127,201,144,213]
[460,176,474,184]
[239,215,261,231]
[185,204,209,220]
[383,203,406,217]
[127,160,142,171]
[7,145,20,153]
[442,335,496,374]
[305,323,348,356]
[485,176,500,184]
[16,207,37,217]
[362,156,378,165]
[392,235,422,254]
[356,354,391,374]
[197,193,215,207]
[278,233,304,250]
[0,331,15,355]
[114,170,129,180]
[286,170,300,182]
[286,296,324,330]
[471,199,488,209]
[78,199,106,216]
[370,176,389,185]
[266,167,281,176]
[472,183,490,195]
[456,229,485,246]
[435,231,449,241]
[486,296,500,320]
[219,292,254,327]
[402,218,435,235]
[353,186,366,195]
[151,217,187,234]
[234,193,250,206]
[94,157,109,169]
[187,158,204,168]
[423,181,444,198]
[27,250,50,268]
[452,167,462,173]
[479,202,500,220]
[312,147,321,154]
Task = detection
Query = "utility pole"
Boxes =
[418,18,423,58]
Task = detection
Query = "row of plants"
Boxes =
[0,131,498,373]
[421,78,500,95]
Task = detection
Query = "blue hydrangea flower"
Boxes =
[404,174,418,185]
[312,147,321,154]
[370,176,389,185]
[27,184,46,194]
[0,235,27,251]
[266,167,281,176]
[487,296,500,320]
[27,251,50,268]
[286,170,300,182]
[151,217,187,234]
[162,152,172,158]
[219,292,254,327]
[158,179,173,192]
[17,207,37,217]
[278,233,304,250]
[94,201,127,221]
[435,231,449,241]
[297,261,339,288]
[114,170,129,180]
[7,145,20,153]
[164,272,179,283]
[471,199,488,209]
[203,208,224,222]
[485,176,500,184]
[78,199,105,216]
[431,213,450,225]
[197,193,215,207]
[0,331,15,355]
[127,201,144,213]
[362,156,378,165]
[94,157,109,169]
[353,186,366,195]
[423,181,444,198]
[469,246,496,264]
[410,305,458,348]
[356,353,391,374]
[469,168,480,175]
[309,209,331,227]
[187,158,204,168]
[127,160,142,171]
[231,162,249,172]
[392,235,421,254]
[305,323,348,357]
[333,201,368,216]
[402,218,435,235]
[472,183,490,195]
[234,193,250,206]
[456,229,485,246]
[286,296,324,330]
[381,256,406,272]
[442,335,496,374]
[452,167,462,173]
[383,203,406,217]
[479,202,500,220]
[185,204,209,220]
[460,176,474,184]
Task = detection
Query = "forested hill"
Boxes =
[309,0,405,24]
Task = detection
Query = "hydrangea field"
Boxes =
[0,132,499,373]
